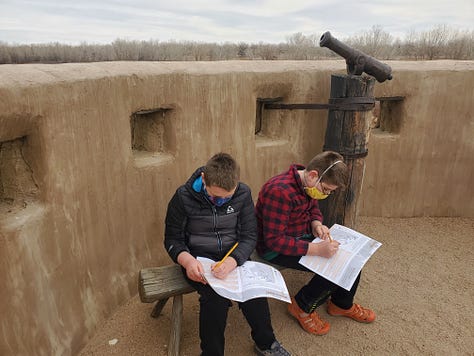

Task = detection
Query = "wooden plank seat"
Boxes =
[138,252,285,356]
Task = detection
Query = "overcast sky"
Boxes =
[1,0,473,45]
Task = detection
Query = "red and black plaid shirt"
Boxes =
[256,164,323,257]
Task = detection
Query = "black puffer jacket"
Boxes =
[164,167,257,266]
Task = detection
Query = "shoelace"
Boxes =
[272,342,290,356]
[309,311,326,327]
[351,303,371,320]
[272,343,290,356]
[262,341,290,356]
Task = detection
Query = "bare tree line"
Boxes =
[1,25,473,64]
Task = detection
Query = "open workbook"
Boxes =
[299,224,382,291]
[197,257,291,303]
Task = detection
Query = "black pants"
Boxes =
[187,277,276,356]
[271,254,361,313]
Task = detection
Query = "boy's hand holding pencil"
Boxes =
[313,222,332,241]
[211,242,238,279]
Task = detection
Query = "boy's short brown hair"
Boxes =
[203,153,240,191]
[306,151,348,188]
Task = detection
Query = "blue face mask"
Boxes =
[204,188,232,206]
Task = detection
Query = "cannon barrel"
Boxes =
[320,31,392,83]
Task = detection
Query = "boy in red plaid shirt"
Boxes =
[256,151,375,335]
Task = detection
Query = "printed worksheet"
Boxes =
[299,224,382,291]
[197,257,291,303]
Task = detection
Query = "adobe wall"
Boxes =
[360,61,474,217]
[0,60,472,355]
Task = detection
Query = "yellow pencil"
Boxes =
[212,242,239,270]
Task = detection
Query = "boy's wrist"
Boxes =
[307,242,320,255]
[177,251,195,268]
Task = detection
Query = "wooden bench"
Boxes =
[138,252,285,356]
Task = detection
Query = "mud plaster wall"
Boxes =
[0,60,472,356]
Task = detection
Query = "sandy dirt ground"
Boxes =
[78,216,474,356]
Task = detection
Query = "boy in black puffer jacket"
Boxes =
[165,152,290,356]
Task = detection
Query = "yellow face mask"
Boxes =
[304,182,329,200]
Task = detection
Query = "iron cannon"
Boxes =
[319,31,392,83]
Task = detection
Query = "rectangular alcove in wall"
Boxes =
[0,136,39,215]
[130,107,176,168]
[255,97,291,147]
[255,97,283,135]
[372,96,405,135]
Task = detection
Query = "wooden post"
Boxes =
[319,74,375,229]
[168,295,183,356]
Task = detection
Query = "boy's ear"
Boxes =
[309,170,319,180]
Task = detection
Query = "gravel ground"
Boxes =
[78,216,474,356]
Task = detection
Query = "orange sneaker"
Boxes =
[327,300,376,323]
[288,297,330,335]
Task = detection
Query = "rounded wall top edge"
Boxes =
[0,60,344,86]
[1,60,472,87]
[0,59,474,88]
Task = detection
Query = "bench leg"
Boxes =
[151,298,169,318]
[168,294,183,356]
